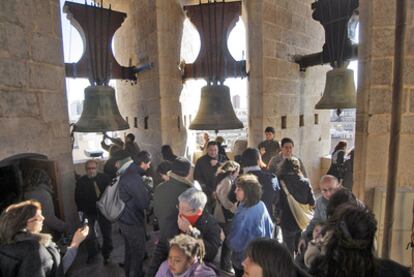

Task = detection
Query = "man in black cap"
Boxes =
[114,150,151,277]
[147,157,201,276]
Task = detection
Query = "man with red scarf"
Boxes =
[176,188,222,260]
[146,188,221,277]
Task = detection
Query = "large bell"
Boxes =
[190,84,243,130]
[315,67,356,109]
[74,85,129,132]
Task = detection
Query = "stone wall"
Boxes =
[244,0,330,187]
[0,0,76,223]
[112,0,185,165]
[112,0,329,185]
[355,0,414,207]
[354,1,414,262]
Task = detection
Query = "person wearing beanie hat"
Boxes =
[115,149,151,277]
[153,157,194,232]
[157,161,172,182]
[171,157,191,177]
[149,156,201,277]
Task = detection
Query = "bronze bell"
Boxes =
[190,84,243,130]
[74,85,129,132]
[315,67,356,109]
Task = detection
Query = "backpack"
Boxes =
[96,176,125,222]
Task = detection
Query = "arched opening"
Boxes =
[60,0,119,162]
[180,17,247,161]
[329,22,359,152]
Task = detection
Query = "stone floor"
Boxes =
[67,222,130,277]
[66,222,231,277]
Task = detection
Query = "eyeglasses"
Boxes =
[176,204,194,214]
[87,167,97,170]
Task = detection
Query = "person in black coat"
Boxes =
[277,157,315,255]
[103,144,123,180]
[160,144,177,162]
[308,204,411,277]
[115,150,151,277]
[239,148,280,221]
[0,200,88,277]
[146,188,222,277]
[194,141,222,210]
[75,160,112,264]
[326,140,347,182]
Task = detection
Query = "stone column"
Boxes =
[244,0,330,186]
[355,0,414,206]
[113,0,185,166]
[354,1,414,263]
[0,0,76,224]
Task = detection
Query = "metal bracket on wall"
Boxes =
[294,44,358,72]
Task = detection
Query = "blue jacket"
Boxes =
[228,201,273,268]
[118,163,150,225]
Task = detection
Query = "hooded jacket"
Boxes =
[0,232,65,277]
[154,172,196,237]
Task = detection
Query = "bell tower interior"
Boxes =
[0,0,413,266]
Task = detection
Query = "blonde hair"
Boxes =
[169,234,206,262]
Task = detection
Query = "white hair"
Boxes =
[178,187,207,211]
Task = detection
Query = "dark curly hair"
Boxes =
[326,188,358,219]
[310,204,378,277]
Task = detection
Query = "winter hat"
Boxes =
[171,157,191,177]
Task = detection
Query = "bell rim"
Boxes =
[189,122,244,131]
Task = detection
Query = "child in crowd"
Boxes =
[304,222,326,268]
[155,234,216,277]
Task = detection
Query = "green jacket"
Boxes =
[153,172,195,236]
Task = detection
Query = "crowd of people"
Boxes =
[0,129,411,277]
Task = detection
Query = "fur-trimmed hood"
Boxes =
[13,231,53,247]
[0,231,62,277]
